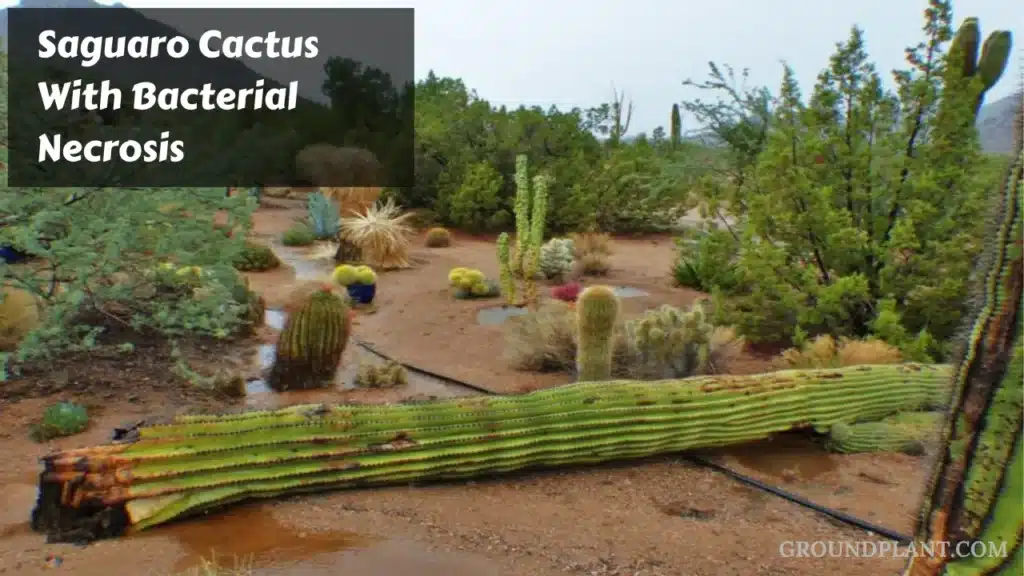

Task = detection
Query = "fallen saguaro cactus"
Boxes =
[32,363,951,542]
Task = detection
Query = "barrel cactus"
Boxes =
[575,285,620,382]
[266,286,351,391]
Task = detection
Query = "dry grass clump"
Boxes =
[0,285,41,352]
[704,326,747,375]
[772,335,904,370]
[340,198,415,269]
[174,554,253,575]
[570,232,613,276]
[353,361,408,388]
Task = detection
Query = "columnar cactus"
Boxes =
[512,155,531,276]
[266,286,351,391]
[949,17,1012,115]
[575,285,620,382]
[670,103,681,149]
[496,232,516,305]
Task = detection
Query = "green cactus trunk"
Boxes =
[575,286,620,381]
[949,18,1012,117]
[670,104,681,149]
[903,111,1022,576]
[31,363,952,540]
[266,289,351,391]
[512,155,531,276]
[496,232,516,305]
[826,412,943,455]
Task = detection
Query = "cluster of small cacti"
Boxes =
[266,286,351,391]
[497,155,550,307]
[353,361,409,388]
[332,264,377,286]
[575,285,620,382]
[948,17,1012,115]
[448,267,500,299]
[551,281,582,303]
[625,303,714,379]
[232,241,281,272]
[539,238,575,281]
[424,227,452,248]
[30,402,89,442]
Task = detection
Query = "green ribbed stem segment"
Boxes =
[39,364,951,533]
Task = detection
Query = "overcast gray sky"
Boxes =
[9,0,1023,133]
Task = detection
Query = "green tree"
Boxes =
[446,162,510,233]
[691,1,1003,357]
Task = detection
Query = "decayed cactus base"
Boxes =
[265,360,337,391]
[31,473,131,544]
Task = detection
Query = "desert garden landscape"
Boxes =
[1,2,1021,576]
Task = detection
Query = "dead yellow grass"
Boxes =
[340,198,415,269]
[0,285,41,352]
[773,335,904,370]
[570,232,613,275]
[174,554,253,576]
[322,186,383,218]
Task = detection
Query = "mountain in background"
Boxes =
[977,91,1021,155]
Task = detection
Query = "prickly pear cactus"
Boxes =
[267,287,351,391]
[626,304,713,379]
[497,233,516,305]
[575,285,620,382]
[903,106,1022,576]
[539,238,575,280]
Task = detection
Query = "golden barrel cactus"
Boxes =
[267,286,351,391]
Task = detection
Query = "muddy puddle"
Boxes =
[158,505,501,575]
[611,285,650,298]
[246,308,480,409]
[476,305,529,326]
[713,433,838,482]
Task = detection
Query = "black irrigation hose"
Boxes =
[684,455,914,545]
[269,312,916,543]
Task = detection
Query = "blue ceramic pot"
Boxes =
[346,283,376,305]
[0,245,29,264]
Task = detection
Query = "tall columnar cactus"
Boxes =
[575,285,620,382]
[30,363,954,540]
[670,103,681,149]
[626,304,713,379]
[512,155,531,276]
[523,174,549,307]
[949,17,1012,116]
[496,232,516,305]
[266,287,351,391]
[902,106,1022,576]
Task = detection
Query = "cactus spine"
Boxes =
[949,18,1012,115]
[575,286,620,382]
[512,155,531,276]
[266,288,351,391]
[496,232,516,305]
[902,104,1022,576]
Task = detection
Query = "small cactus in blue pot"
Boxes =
[332,264,377,304]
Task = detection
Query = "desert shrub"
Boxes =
[29,401,89,442]
[341,198,414,269]
[445,161,512,233]
[306,192,342,240]
[772,335,904,370]
[551,282,582,303]
[577,253,610,276]
[503,300,585,372]
[0,286,41,352]
[232,242,281,272]
[671,230,738,292]
[353,361,409,388]
[424,227,452,247]
[539,238,575,281]
[570,231,613,259]
[281,224,316,247]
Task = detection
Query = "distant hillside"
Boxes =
[977,92,1022,155]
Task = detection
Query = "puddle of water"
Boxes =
[272,538,504,576]
[476,306,529,326]
[272,244,333,281]
[150,504,368,572]
[713,433,838,482]
[612,285,649,298]
[265,308,287,330]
